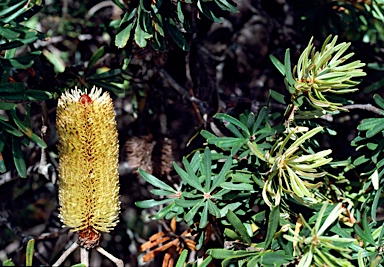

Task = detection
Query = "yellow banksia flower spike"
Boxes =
[56,86,120,248]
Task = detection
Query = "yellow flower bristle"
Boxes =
[56,87,120,237]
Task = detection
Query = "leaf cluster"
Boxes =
[136,36,384,267]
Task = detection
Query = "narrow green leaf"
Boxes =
[200,201,209,228]
[226,209,251,245]
[26,239,34,266]
[175,250,188,267]
[214,0,237,12]
[0,152,5,173]
[270,89,286,105]
[203,147,212,192]
[210,156,232,192]
[207,199,221,218]
[197,256,212,267]
[264,205,280,249]
[86,46,105,71]
[284,49,295,86]
[270,54,285,76]
[215,113,250,137]
[164,19,190,51]
[135,198,173,208]
[0,82,25,93]
[207,248,251,259]
[220,182,253,191]
[373,94,384,110]
[175,198,203,208]
[0,120,23,137]
[10,110,47,148]
[0,102,17,110]
[138,168,176,192]
[185,199,204,222]
[354,223,376,246]
[154,202,178,219]
[12,136,26,178]
[176,159,204,192]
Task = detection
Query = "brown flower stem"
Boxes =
[52,241,79,266]
[80,247,89,267]
[96,246,124,267]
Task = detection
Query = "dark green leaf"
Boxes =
[175,198,203,208]
[0,51,40,69]
[0,152,5,173]
[86,69,122,80]
[154,202,178,219]
[185,199,204,222]
[164,19,190,51]
[111,0,126,10]
[215,113,250,136]
[371,186,383,222]
[220,182,254,191]
[214,0,237,12]
[0,101,17,110]
[86,46,105,71]
[150,189,176,196]
[88,80,124,94]
[207,199,221,218]
[200,201,209,228]
[115,9,137,48]
[373,94,384,110]
[207,249,251,259]
[0,120,23,137]
[202,147,212,192]
[0,82,25,93]
[264,205,280,249]
[197,1,221,22]
[175,159,204,192]
[354,223,376,246]
[210,157,231,192]
[226,209,251,245]
[261,250,293,265]
[138,168,176,192]
[135,198,173,208]
[270,89,286,105]
[284,49,295,87]
[0,1,27,18]
[269,54,285,76]
[10,110,47,148]
[12,136,26,178]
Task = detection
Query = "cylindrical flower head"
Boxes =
[57,87,120,247]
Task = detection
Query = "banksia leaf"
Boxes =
[56,87,120,248]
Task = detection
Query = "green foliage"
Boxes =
[136,35,384,266]
[113,0,237,51]
[0,1,49,177]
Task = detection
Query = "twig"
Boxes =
[158,68,207,123]
[80,247,89,267]
[52,241,79,267]
[96,246,124,267]
[343,103,384,115]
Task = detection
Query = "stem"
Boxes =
[80,247,89,267]
[96,246,124,267]
[52,241,79,267]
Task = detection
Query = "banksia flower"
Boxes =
[56,87,120,248]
